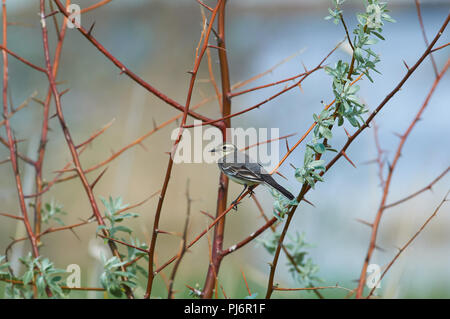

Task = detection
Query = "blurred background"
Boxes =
[0,0,449,298]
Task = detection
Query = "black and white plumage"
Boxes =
[211,144,294,205]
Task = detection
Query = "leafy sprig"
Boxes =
[42,200,67,225]
[0,255,10,277]
[97,196,147,298]
[100,255,137,298]
[97,196,139,238]
[296,0,394,189]
[271,188,298,220]
[259,232,321,286]
[3,253,67,299]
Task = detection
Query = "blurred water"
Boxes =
[1,1,449,298]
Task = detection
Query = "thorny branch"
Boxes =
[39,0,134,298]
[367,189,450,298]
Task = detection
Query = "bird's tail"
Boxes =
[261,174,295,201]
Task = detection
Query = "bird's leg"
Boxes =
[248,185,256,197]
[231,184,247,210]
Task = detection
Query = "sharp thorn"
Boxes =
[90,166,109,189]
[200,210,215,220]
[32,97,45,106]
[302,197,315,207]
[156,229,179,236]
[341,150,356,168]
[343,127,351,138]
[138,142,148,152]
[275,171,288,181]
[88,21,96,36]
[387,161,393,172]
[59,88,70,97]
[69,228,81,242]
[393,132,403,139]
[402,59,409,70]
[301,61,308,73]
[360,159,378,165]
[285,139,290,152]
[355,218,373,227]
[44,10,59,19]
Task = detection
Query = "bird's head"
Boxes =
[209,143,237,156]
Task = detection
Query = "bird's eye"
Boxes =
[222,146,226,150]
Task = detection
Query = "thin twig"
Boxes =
[274,284,353,293]
[415,0,439,77]
[168,180,192,299]
[384,167,449,209]
[145,0,224,299]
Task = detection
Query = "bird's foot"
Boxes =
[231,200,239,211]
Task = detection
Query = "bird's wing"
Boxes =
[220,162,264,183]
[220,149,294,200]
[220,150,272,183]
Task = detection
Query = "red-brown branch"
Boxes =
[34,0,71,244]
[39,0,134,299]
[430,42,449,53]
[2,0,39,258]
[384,166,449,209]
[274,284,352,293]
[0,45,46,73]
[167,181,192,299]
[366,189,449,298]
[229,69,318,98]
[201,0,232,298]
[144,0,224,299]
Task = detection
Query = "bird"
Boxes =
[210,143,294,209]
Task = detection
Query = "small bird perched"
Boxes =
[210,143,294,209]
